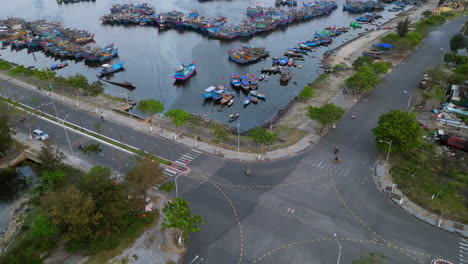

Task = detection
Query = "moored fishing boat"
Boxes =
[220,93,234,104]
[202,86,216,99]
[243,96,252,106]
[227,99,234,107]
[240,79,251,90]
[249,91,266,99]
[229,113,240,122]
[50,62,68,70]
[251,96,259,104]
[172,61,197,81]
[98,61,125,76]
[230,73,241,87]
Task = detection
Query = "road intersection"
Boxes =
[1,16,466,264]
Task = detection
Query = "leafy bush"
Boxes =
[370,62,389,75]
[248,127,278,145]
[0,59,12,70]
[405,32,423,47]
[298,85,315,101]
[352,56,374,69]
[454,63,468,75]
[165,109,191,127]
[381,33,400,44]
[159,181,176,192]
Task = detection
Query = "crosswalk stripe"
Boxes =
[174,160,185,166]
[164,169,177,175]
[461,242,468,247]
[182,154,194,159]
[460,245,468,250]
[191,149,201,154]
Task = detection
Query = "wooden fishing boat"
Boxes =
[243,96,252,106]
[227,99,234,107]
[240,78,251,90]
[173,61,197,81]
[230,73,241,87]
[220,93,234,104]
[249,91,266,99]
[97,76,136,90]
[202,86,216,99]
[50,62,68,70]
[229,113,240,122]
[98,61,125,76]
[251,96,258,104]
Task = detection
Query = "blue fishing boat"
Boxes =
[202,86,216,99]
[98,61,125,76]
[50,62,68,70]
[173,62,197,81]
[231,73,241,87]
[243,96,252,106]
[249,91,266,99]
[240,79,251,90]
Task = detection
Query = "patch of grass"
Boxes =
[99,93,127,102]
[390,143,468,224]
[310,74,329,87]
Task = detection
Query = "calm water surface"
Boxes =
[0,0,404,129]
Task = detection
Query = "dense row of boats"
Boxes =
[100,1,340,40]
[227,45,270,64]
[343,0,385,13]
[0,18,118,63]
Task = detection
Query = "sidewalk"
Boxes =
[0,73,319,161]
[373,161,468,238]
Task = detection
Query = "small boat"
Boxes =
[50,62,68,70]
[287,58,294,66]
[220,93,234,104]
[251,96,258,104]
[249,91,266,99]
[280,69,293,82]
[229,113,240,122]
[202,86,217,99]
[97,76,136,90]
[98,61,125,76]
[227,99,234,106]
[230,73,241,87]
[350,22,362,28]
[243,96,252,106]
[240,79,251,90]
[249,76,259,90]
[173,61,197,81]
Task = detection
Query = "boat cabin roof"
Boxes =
[102,64,111,68]
[205,86,216,92]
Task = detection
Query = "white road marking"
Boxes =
[191,149,201,153]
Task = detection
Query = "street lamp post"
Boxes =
[333,233,342,264]
[379,139,392,168]
[168,149,172,165]
[403,90,412,111]
[62,114,74,154]
[440,48,446,66]
[175,174,181,197]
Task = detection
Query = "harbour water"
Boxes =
[0,0,405,129]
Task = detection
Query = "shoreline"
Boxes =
[0,1,438,159]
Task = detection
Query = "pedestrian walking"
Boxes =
[100,115,104,122]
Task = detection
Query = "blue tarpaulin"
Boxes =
[375,43,393,49]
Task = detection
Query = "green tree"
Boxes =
[370,62,389,75]
[405,32,423,47]
[380,33,400,44]
[298,85,316,101]
[65,73,88,90]
[79,166,129,234]
[162,197,204,240]
[396,17,411,37]
[345,66,380,93]
[450,34,468,53]
[422,10,432,18]
[248,127,278,145]
[372,110,424,153]
[137,99,165,125]
[82,143,103,155]
[425,66,448,88]
[352,56,374,69]
[85,80,104,96]
[0,59,12,70]
[165,109,191,127]
[38,142,65,173]
[159,181,176,193]
[352,252,388,264]
[39,170,66,193]
[125,156,163,211]
[306,103,345,129]
[42,185,102,240]
[454,63,468,75]
[444,53,468,66]
[0,108,14,157]
[31,214,57,251]
[395,38,413,53]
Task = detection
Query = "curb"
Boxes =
[373,160,467,238]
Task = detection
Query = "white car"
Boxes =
[33,129,49,141]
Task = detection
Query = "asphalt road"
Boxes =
[2,16,467,264]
